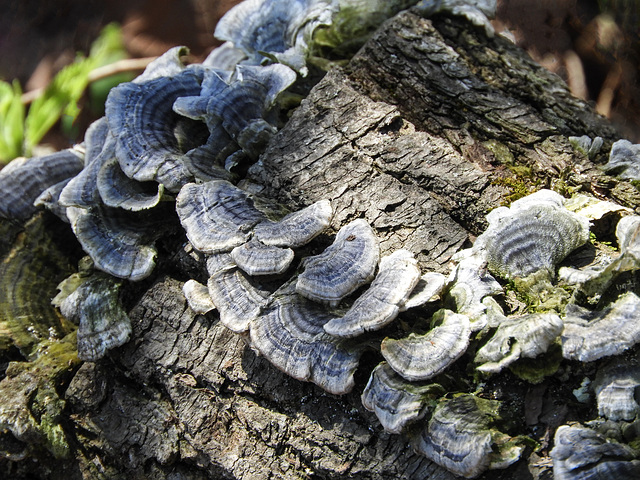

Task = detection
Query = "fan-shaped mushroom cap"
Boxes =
[593,358,640,421]
[569,135,603,159]
[254,199,333,247]
[106,68,206,191]
[551,424,640,480]
[562,292,640,362]
[176,180,266,254]
[59,135,116,209]
[474,189,590,281]
[0,150,84,221]
[323,249,421,338]
[402,272,447,310]
[447,249,502,326]
[603,139,640,180]
[230,239,294,276]
[475,313,563,374]
[81,116,111,162]
[58,275,131,361]
[410,394,524,479]
[382,309,471,381]
[133,46,190,84]
[296,218,380,306]
[214,0,336,74]
[361,362,444,434]
[97,156,164,211]
[66,206,159,281]
[174,64,296,159]
[203,42,247,70]
[182,279,216,315]
[207,267,268,333]
[249,283,361,395]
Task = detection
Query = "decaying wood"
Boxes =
[2,9,635,480]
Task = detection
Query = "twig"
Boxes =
[20,57,157,105]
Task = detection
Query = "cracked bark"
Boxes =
[3,9,636,480]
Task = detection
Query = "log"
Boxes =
[1,8,635,480]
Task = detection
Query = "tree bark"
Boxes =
[2,9,635,480]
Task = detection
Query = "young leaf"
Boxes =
[0,80,25,163]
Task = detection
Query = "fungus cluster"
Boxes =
[3,0,640,478]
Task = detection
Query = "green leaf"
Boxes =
[23,23,129,153]
[24,59,93,152]
[0,80,25,163]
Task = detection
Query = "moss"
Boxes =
[491,174,541,207]
[508,343,563,384]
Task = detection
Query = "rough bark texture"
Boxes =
[2,9,636,480]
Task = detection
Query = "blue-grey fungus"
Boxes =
[323,249,421,338]
[296,218,380,306]
[381,309,471,381]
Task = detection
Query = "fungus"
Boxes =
[593,358,640,421]
[603,139,640,180]
[65,205,162,281]
[323,249,421,338]
[97,156,164,211]
[361,362,444,434]
[182,279,216,315]
[214,0,337,75]
[410,394,524,478]
[0,150,84,221]
[57,274,131,361]
[106,67,207,191]
[207,267,268,333]
[562,292,640,362]
[381,309,471,381]
[551,424,640,480]
[230,239,295,276]
[296,218,380,306]
[176,180,266,254]
[474,189,590,281]
[474,313,564,374]
[249,282,361,395]
[253,199,333,247]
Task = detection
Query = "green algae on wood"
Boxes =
[0,214,76,360]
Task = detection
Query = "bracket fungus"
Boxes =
[323,249,421,338]
[593,358,640,421]
[207,267,269,333]
[65,205,163,282]
[182,279,216,315]
[230,239,295,276]
[177,180,266,254]
[106,67,206,192]
[362,362,444,434]
[56,274,132,362]
[410,394,524,479]
[568,135,604,159]
[381,309,471,381]
[249,283,362,395]
[402,272,447,310]
[0,149,84,221]
[473,189,590,282]
[562,292,640,363]
[603,139,640,180]
[296,218,380,306]
[474,313,564,374]
[551,424,640,480]
[174,64,297,160]
[213,0,337,75]
[569,215,640,300]
[253,199,333,247]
